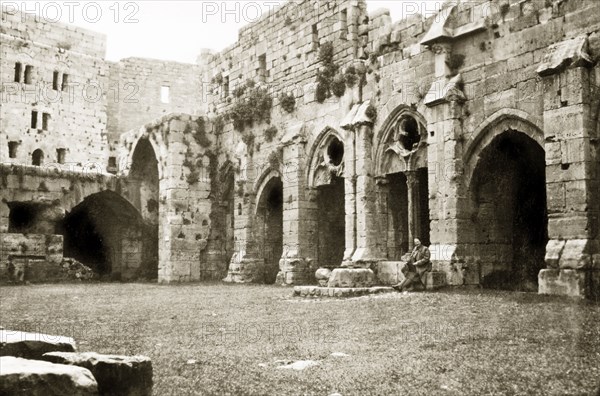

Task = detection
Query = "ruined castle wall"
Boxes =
[0,9,109,169]
[106,58,203,155]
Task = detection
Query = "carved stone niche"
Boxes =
[380,114,427,176]
[312,135,345,188]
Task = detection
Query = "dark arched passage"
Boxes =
[470,130,547,290]
[59,191,146,279]
[256,177,283,284]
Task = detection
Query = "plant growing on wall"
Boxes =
[315,42,339,103]
[264,126,278,143]
[268,149,283,171]
[279,92,296,113]
[365,104,378,122]
[228,86,273,132]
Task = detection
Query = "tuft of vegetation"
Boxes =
[212,72,223,85]
[279,92,296,113]
[446,53,465,72]
[315,42,339,103]
[241,132,255,149]
[365,104,378,122]
[500,3,510,17]
[192,117,211,148]
[213,115,225,134]
[268,149,282,170]
[331,74,346,97]
[228,85,273,132]
[264,126,278,143]
[344,66,358,88]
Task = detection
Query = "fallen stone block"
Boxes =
[0,356,98,396]
[327,268,374,288]
[42,352,153,396]
[424,271,447,290]
[0,329,76,359]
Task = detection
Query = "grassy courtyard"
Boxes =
[1,283,599,395]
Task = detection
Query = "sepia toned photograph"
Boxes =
[0,0,599,394]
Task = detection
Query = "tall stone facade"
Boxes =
[1,1,599,298]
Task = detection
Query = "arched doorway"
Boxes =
[307,131,347,270]
[316,174,345,268]
[256,177,283,284]
[470,130,547,290]
[127,138,159,279]
[32,149,43,166]
[60,191,146,279]
[375,109,431,258]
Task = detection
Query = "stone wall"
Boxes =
[0,9,109,169]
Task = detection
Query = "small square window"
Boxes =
[8,141,19,158]
[56,148,66,164]
[161,86,170,103]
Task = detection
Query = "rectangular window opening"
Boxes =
[61,73,69,91]
[340,9,348,38]
[14,63,22,82]
[8,141,19,158]
[53,71,59,90]
[31,111,38,129]
[258,54,267,83]
[160,85,170,103]
[222,76,229,98]
[312,24,319,51]
[56,148,66,164]
[42,113,50,131]
[24,65,33,84]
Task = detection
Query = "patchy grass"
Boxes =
[1,284,599,395]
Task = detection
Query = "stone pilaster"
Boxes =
[536,38,598,298]
[276,127,317,285]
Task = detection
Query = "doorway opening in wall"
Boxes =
[316,175,345,269]
[471,130,547,291]
[59,191,145,280]
[129,138,159,280]
[257,177,283,284]
[387,172,409,260]
[416,168,431,247]
[32,149,43,166]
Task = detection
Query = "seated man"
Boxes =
[393,238,431,292]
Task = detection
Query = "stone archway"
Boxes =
[468,130,547,291]
[255,176,283,284]
[60,191,146,279]
[306,129,346,269]
[374,108,431,257]
[124,137,159,279]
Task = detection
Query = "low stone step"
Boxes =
[42,352,153,396]
[0,356,98,396]
[0,329,76,360]
[293,286,394,298]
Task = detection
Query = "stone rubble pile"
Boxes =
[0,330,152,396]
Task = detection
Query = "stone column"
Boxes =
[348,123,386,267]
[277,131,318,285]
[536,39,598,298]
[405,170,419,251]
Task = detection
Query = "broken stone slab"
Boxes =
[538,269,588,298]
[327,268,375,288]
[537,35,594,77]
[315,268,332,286]
[0,329,76,360]
[42,352,153,396]
[293,286,394,298]
[0,356,98,396]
